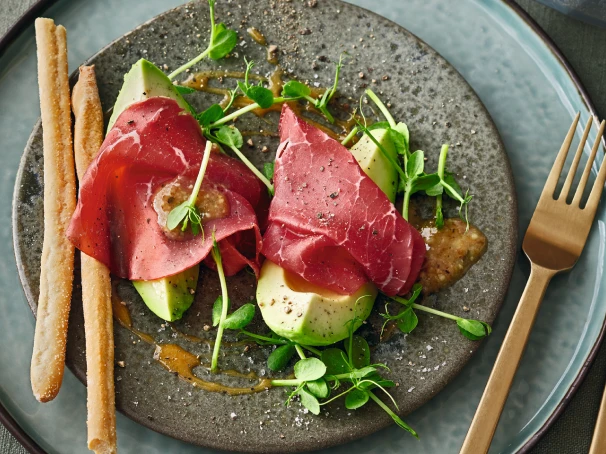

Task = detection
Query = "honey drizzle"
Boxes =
[154,344,272,396]
[246,27,267,46]
[111,284,271,395]
[181,67,362,143]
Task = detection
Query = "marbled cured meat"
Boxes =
[262,105,424,296]
[67,97,266,280]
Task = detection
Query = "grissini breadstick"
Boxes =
[31,17,76,403]
[72,65,117,454]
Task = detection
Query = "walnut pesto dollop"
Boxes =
[153,177,229,240]
[418,218,487,295]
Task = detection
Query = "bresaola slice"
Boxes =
[262,105,425,296]
[67,97,267,280]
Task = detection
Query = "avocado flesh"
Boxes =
[133,265,199,322]
[257,260,377,346]
[113,59,199,321]
[349,123,406,203]
[107,58,191,131]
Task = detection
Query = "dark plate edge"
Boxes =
[499,3,606,454]
[0,1,602,454]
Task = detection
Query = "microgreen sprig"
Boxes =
[236,58,275,109]
[381,284,492,340]
[168,0,238,79]
[282,54,344,123]
[425,145,473,229]
[166,140,213,235]
[359,89,472,228]
[209,233,257,372]
[268,313,418,437]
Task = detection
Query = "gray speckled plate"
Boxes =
[13,1,516,452]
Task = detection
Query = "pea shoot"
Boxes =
[209,232,257,372]
[166,140,213,235]
[356,89,471,228]
[267,312,418,438]
[282,54,345,123]
[168,0,238,80]
[381,284,492,340]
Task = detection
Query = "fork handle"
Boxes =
[589,380,606,453]
[459,264,555,454]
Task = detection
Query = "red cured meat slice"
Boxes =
[262,105,425,296]
[399,229,426,295]
[67,97,267,280]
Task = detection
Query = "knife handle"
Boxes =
[459,264,555,454]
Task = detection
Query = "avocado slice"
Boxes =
[107,58,191,131]
[133,265,199,322]
[257,260,377,346]
[349,123,407,203]
[111,59,200,321]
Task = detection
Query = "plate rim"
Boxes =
[0,1,602,453]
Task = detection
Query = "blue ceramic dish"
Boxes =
[1,0,605,453]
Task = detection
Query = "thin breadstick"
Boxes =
[72,66,117,454]
[31,18,76,403]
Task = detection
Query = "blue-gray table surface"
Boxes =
[0,0,605,452]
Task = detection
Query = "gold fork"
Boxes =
[459,113,606,454]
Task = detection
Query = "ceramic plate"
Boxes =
[13,0,516,452]
[1,1,605,453]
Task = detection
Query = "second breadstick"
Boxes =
[72,65,117,454]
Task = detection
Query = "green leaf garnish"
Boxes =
[298,388,321,415]
[222,303,256,330]
[246,85,274,109]
[282,80,311,98]
[174,85,197,95]
[306,378,330,399]
[209,27,238,60]
[168,1,237,79]
[294,357,326,381]
[267,344,297,372]
[197,104,224,127]
[457,319,492,340]
[345,389,369,410]
[236,58,275,108]
[214,125,243,149]
[209,125,274,194]
[166,201,191,231]
[344,335,370,369]
[384,285,491,341]
[263,162,275,181]
[396,307,419,334]
[321,348,350,375]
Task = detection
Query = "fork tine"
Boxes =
[540,112,580,200]
[583,120,606,211]
[572,119,606,206]
[559,116,592,201]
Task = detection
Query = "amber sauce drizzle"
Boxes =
[180,27,363,143]
[247,27,267,46]
[111,285,271,395]
[154,344,272,395]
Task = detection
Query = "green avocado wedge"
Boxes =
[111,58,200,321]
[256,260,377,346]
[349,123,407,203]
[107,58,191,131]
[133,265,200,322]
